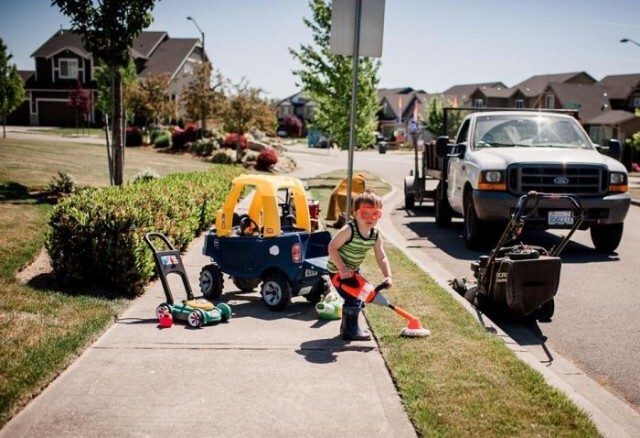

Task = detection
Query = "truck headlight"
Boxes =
[478,170,506,191]
[609,172,628,193]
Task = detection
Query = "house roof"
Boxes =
[478,85,517,98]
[587,109,638,125]
[377,87,430,119]
[513,71,595,97]
[546,82,615,122]
[31,29,90,58]
[596,73,640,99]
[17,70,34,84]
[442,82,506,99]
[131,31,167,59]
[138,38,199,79]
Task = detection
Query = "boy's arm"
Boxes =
[328,225,353,279]
[374,234,393,288]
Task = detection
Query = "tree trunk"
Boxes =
[2,115,6,139]
[112,67,124,185]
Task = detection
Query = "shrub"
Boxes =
[153,132,170,148]
[255,149,278,171]
[212,151,233,164]
[150,128,167,144]
[223,133,247,150]
[132,168,160,184]
[280,115,303,138]
[171,126,188,149]
[245,152,257,162]
[125,126,143,146]
[46,166,245,298]
[48,171,77,197]
[189,139,217,156]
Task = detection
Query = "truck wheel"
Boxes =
[232,276,261,292]
[260,273,292,311]
[535,299,555,322]
[404,177,415,209]
[590,223,623,253]
[463,191,488,250]
[199,264,223,300]
[305,277,329,304]
[434,183,453,227]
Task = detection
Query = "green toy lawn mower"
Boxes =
[145,232,232,328]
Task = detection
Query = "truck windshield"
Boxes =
[473,114,592,150]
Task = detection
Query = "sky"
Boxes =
[1,0,640,100]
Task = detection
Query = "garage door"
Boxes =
[38,101,75,127]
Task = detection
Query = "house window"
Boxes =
[59,58,79,79]
[633,96,640,108]
[474,99,484,108]
[514,99,524,109]
[544,94,555,109]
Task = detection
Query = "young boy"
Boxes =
[327,189,392,341]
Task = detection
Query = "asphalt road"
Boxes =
[286,143,640,413]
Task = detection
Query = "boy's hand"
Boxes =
[339,268,353,279]
[383,277,393,288]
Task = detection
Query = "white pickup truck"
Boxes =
[404,110,631,252]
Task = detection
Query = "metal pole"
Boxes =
[345,0,362,224]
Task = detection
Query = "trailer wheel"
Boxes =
[590,223,623,253]
[463,191,488,250]
[199,264,223,300]
[434,183,453,227]
[261,273,292,311]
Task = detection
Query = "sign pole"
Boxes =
[345,0,362,224]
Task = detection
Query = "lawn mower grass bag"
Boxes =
[488,248,561,316]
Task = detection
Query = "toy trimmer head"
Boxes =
[331,273,430,338]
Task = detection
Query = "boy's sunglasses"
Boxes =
[358,206,382,220]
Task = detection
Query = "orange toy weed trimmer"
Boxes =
[331,273,431,338]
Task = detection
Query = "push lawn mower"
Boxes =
[144,233,232,328]
[451,192,584,321]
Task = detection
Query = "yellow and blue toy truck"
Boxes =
[200,174,330,311]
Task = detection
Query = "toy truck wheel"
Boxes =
[232,276,261,292]
[216,303,232,321]
[156,304,171,320]
[305,278,329,304]
[590,223,623,253]
[260,274,292,311]
[187,310,203,328]
[200,264,223,299]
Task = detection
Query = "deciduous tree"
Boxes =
[68,79,92,134]
[53,0,157,185]
[180,62,224,135]
[0,39,25,138]
[219,79,276,162]
[290,0,380,149]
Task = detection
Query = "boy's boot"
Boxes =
[341,307,371,341]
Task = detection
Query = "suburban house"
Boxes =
[441,82,507,108]
[276,91,316,135]
[512,71,596,108]
[376,87,429,139]
[8,29,207,127]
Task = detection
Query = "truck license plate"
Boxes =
[548,211,573,226]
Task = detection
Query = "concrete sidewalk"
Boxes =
[0,234,416,438]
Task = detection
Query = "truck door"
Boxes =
[448,119,470,212]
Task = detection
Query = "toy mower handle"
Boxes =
[144,232,176,253]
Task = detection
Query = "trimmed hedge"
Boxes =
[46,165,245,298]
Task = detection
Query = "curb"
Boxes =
[376,182,639,438]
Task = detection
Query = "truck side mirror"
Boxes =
[607,139,621,161]
[435,136,449,158]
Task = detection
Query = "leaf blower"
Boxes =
[331,273,431,338]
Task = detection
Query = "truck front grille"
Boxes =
[507,164,606,196]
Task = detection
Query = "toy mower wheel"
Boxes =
[260,273,292,311]
[156,304,171,320]
[187,310,203,328]
[200,264,223,300]
[217,303,232,321]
